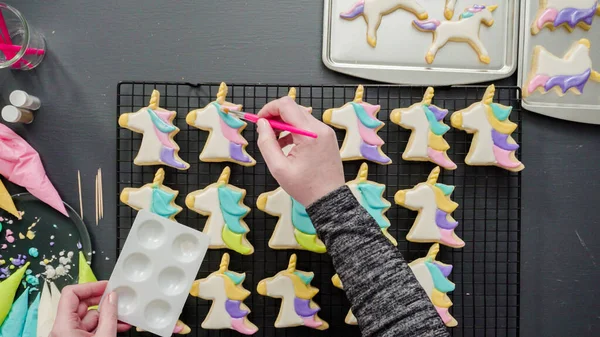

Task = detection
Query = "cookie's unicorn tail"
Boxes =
[413,19,441,32]
[340,0,364,19]
[591,69,600,82]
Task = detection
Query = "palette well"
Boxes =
[102,210,209,337]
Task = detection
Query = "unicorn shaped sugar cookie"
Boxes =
[395,167,464,248]
[409,244,458,327]
[531,0,600,34]
[257,186,326,253]
[323,85,391,165]
[332,243,458,327]
[390,87,456,170]
[118,90,189,170]
[120,168,182,220]
[413,4,498,64]
[347,162,397,245]
[451,85,523,172]
[186,166,254,255]
[186,82,256,166]
[257,254,329,330]
[340,0,428,47]
[523,39,600,98]
[190,253,258,335]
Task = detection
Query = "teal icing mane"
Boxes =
[291,198,317,235]
[357,182,390,229]
[293,271,314,285]
[212,102,245,129]
[423,105,450,136]
[350,102,383,129]
[148,109,177,133]
[434,183,455,196]
[490,103,512,121]
[150,186,179,218]
[224,271,245,285]
[425,260,455,293]
[460,11,475,19]
[217,185,248,234]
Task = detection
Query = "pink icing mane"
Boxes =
[436,307,454,325]
[154,108,175,123]
[231,317,258,335]
[356,102,384,146]
[219,118,248,145]
[439,228,464,247]
[152,109,177,149]
[427,148,457,170]
[493,146,521,169]
[527,74,551,94]
[302,316,323,328]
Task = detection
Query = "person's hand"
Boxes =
[256,96,345,206]
[50,281,131,337]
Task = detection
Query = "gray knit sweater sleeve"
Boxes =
[307,186,450,337]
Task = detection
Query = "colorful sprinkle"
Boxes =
[49,242,54,246]
[25,274,39,286]
[52,224,58,228]
[18,233,25,240]
[0,244,6,250]
[28,248,39,258]
[77,242,82,249]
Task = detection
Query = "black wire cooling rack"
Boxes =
[117,82,521,337]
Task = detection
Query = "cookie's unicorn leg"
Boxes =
[469,38,491,64]
[444,0,457,20]
[412,19,441,64]
[365,15,382,47]
[591,69,600,82]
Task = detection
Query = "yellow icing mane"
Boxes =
[208,254,251,301]
[428,132,450,151]
[426,167,459,213]
[282,254,319,300]
[484,105,517,134]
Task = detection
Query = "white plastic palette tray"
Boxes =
[322,0,519,85]
[518,1,600,124]
[103,210,209,337]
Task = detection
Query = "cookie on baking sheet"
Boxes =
[120,168,182,220]
[413,4,498,64]
[451,84,523,172]
[523,39,600,98]
[186,82,256,166]
[257,254,328,330]
[323,85,391,165]
[531,0,600,35]
[186,167,254,255]
[118,90,189,170]
[390,87,456,170]
[190,253,258,335]
[339,0,428,47]
[395,167,464,248]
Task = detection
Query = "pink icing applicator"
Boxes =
[222,107,318,139]
[0,124,69,217]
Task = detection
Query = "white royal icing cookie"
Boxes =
[323,85,391,165]
[391,87,456,170]
[257,187,326,253]
[451,85,524,172]
[531,0,600,35]
[186,167,254,255]
[523,39,600,98]
[408,244,458,327]
[118,90,189,170]
[333,244,458,327]
[340,0,428,47]
[257,254,329,330]
[186,82,256,166]
[413,4,498,64]
[120,168,182,220]
[190,253,258,335]
[395,167,465,248]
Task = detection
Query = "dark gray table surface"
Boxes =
[1,1,599,336]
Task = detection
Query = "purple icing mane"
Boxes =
[294,298,320,318]
[545,68,592,93]
[468,4,486,13]
[225,299,249,319]
[340,0,365,19]
[555,3,598,27]
[427,105,449,121]
[433,261,453,278]
[492,130,519,151]
[435,209,458,230]
[359,140,391,164]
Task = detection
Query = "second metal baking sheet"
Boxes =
[322,0,519,85]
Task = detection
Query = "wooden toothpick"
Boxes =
[77,170,83,219]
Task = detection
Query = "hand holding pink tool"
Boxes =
[223,107,318,139]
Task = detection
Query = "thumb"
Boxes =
[96,292,118,337]
[256,119,287,172]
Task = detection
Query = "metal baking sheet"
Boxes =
[518,0,600,125]
[322,0,519,85]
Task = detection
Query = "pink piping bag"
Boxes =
[0,124,68,217]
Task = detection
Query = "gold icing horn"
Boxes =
[287,254,297,272]
[288,87,297,100]
[217,166,231,185]
[482,84,496,105]
[149,90,160,110]
[427,243,440,260]
[216,82,228,104]
[354,85,364,102]
[219,253,230,272]
[153,168,165,186]
[423,87,435,105]
[427,166,440,185]
[357,162,369,182]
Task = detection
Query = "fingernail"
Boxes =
[108,292,117,304]
[257,119,268,133]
